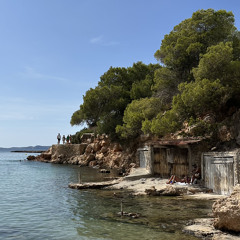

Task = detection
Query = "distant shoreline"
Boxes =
[11,150,45,153]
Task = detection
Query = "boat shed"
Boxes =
[202,151,240,195]
[138,139,204,178]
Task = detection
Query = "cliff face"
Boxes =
[36,135,137,172]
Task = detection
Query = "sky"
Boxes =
[0,0,240,147]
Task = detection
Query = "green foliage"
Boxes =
[71,9,240,141]
[71,128,95,144]
[71,62,159,138]
[152,67,179,104]
[192,42,233,82]
[179,79,229,116]
[116,98,164,138]
[70,86,112,127]
[147,109,181,136]
[130,63,161,99]
[144,78,230,137]
[188,119,214,137]
[155,9,235,80]
[130,75,154,100]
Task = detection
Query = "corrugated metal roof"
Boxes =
[148,139,202,147]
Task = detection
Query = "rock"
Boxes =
[100,146,108,154]
[117,211,141,218]
[129,163,136,168]
[79,143,88,154]
[76,155,85,165]
[85,144,93,154]
[93,142,101,152]
[32,135,137,173]
[113,143,122,152]
[218,125,232,142]
[183,218,221,239]
[89,160,98,167]
[41,153,52,160]
[27,155,36,160]
[100,140,109,147]
[202,113,216,124]
[145,186,160,196]
[95,152,104,161]
[85,153,95,163]
[80,133,94,143]
[213,184,240,232]
[111,154,122,167]
[161,185,181,196]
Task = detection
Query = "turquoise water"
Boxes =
[0,152,212,240]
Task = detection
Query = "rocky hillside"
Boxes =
[33,134,138,173]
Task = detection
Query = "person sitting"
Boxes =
[190,164,201,184]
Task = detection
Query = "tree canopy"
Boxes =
[71,9,240,141]
[71,62,160,138]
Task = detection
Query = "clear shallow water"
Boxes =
[0,152,212,240]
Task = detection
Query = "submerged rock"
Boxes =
[117,211,141,218]
[161,185,182,196]
[145,185,182,196]
[27,155,36,160]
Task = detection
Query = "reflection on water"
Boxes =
[0,152,212,240]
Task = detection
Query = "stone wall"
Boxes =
[36,135,137,173]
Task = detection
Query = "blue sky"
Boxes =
[0,0,239,147]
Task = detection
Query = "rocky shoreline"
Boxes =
[28,134,138,175]
[68,174,240,239]
[109,177,240,239]
[27,135,240,239]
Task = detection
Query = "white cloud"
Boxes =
[90,35,103,44]
[90,35,119,46]
[20,66,69,83]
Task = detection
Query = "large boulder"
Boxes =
[41,153,52,160]
[212,184,240,232]
[85,153,95,163]
[161,185,182,196]
[93,142,101,152]
[100,146,108,154]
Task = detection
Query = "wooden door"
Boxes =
[204,155,234,195]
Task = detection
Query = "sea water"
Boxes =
[0,151,212,240]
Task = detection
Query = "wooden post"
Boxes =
[121,200,123,216]
[78,172,82,184]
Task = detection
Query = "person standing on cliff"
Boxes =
[66,135,70,144]
[57,133,61,144]
[62,135,66,144]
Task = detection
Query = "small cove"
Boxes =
[0,151,213,240]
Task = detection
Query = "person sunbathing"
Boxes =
[166,175,189,184]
